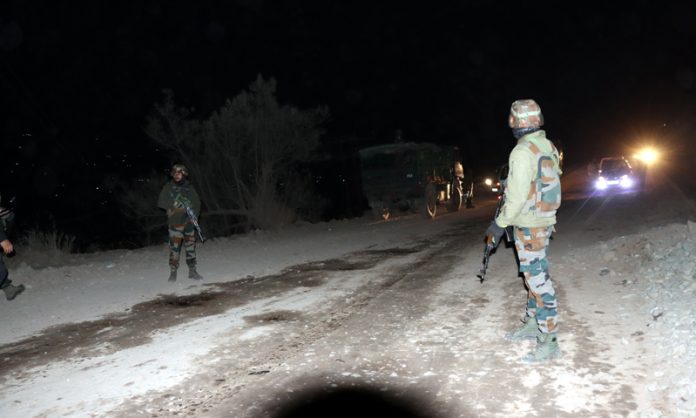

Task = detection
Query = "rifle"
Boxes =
[477,182,512,283]
[185,205,206,243]
[175,196,206,243]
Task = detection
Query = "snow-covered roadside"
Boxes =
[565,221,696,417]
[612,222,696,416]
[0,211,484,347]
[2,177,695,417]
[0,268,383,417]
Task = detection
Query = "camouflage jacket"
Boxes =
[496,130,562,228]
[157,180,201,226]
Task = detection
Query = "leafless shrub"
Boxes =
[6,228,78,269]
[118,75,327,238]
[20,229,76,254]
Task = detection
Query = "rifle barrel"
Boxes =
[477,244,493,282]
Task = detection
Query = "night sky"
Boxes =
[2,1,696,247]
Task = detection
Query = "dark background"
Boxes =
[2,1,696,249]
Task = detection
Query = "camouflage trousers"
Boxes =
[513,225,558,334]
[168,222,197,270]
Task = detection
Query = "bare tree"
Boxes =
[119,75,327,239]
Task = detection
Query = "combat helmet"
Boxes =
[508,99,544,129]
[170,164,189,177]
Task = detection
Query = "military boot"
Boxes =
[188,267,203,280]
[3,284,25,301]
[505,316,541,341]
[521,333,561,363]
[168,268,177,282]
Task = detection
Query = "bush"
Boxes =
[119,75,328,238]
[20,229,76,254]
[5,228,77,269]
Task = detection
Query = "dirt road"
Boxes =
[1,165,694,417]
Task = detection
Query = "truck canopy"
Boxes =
[359,142,457,201]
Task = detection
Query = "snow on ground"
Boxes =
[0,210,478,416]
[0,214,462,346]
[586,221,696,416]
[0,165,695,417]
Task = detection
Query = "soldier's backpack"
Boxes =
[522,142,562,218]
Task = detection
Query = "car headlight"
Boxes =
[595,176,608,190]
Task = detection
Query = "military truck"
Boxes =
[359,142,473,220]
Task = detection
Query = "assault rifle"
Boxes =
[477,181,512,283]
[175,196,206,243]
[185,205,206,243]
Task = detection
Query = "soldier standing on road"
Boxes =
[158,164,203,282]
[484,99,563,363]
[0,194,26,301]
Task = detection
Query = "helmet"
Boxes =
[170,164,189,177]
[508,99,544,129]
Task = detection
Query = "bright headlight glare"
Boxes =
[635,148,658,164]
[595,177,608,190]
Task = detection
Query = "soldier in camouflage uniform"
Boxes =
[485,99,563,363]
[0,194,25,300]
[158,164,203,282]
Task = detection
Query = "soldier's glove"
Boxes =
[485,221,506,247]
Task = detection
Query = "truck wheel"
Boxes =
[423,183,437,219]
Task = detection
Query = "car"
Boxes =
[594,156,637,191]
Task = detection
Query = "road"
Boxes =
[1,164,694,417]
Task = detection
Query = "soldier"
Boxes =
[485,99,563,363]
[0,194,25,300]
[158,164,203,282]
